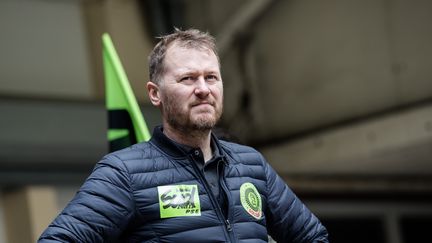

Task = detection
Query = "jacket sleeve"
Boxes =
[263,157,329,243]
[38,155,136,243]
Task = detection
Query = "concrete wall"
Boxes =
[0,0,93,99]
[0,192,6,243]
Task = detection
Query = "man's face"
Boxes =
[156,45,223,132]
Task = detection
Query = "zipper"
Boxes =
[225,219,232,231]
[188,154,235,242]
[219,161,236,242]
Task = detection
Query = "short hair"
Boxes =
[148,28,219,84]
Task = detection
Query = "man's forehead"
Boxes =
[166,42,215,57]
[164,45,219,68]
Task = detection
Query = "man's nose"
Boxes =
[194,77,210,97]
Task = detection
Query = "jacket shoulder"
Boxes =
[220,141,263,161]
[107,142,153,160]
[98,142,158,174]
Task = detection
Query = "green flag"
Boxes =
[102,33,151,152]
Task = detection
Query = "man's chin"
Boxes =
[191,120,216,131]
[190,116,218,131]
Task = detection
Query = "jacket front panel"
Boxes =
[222,149,269,242]
[124,156,229,242]
[119,140,270,243]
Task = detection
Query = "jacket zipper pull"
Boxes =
[225,219,232,232]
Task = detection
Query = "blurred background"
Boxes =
[1,0,432,242]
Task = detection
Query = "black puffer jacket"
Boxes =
[39,127,328,242]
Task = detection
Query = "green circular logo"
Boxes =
[240,182,262,219]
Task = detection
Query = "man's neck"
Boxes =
[163,125,213,162]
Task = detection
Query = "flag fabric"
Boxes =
[102,33,151,152]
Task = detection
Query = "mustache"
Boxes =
[190,100,216,107]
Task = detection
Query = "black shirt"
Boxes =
[169,136,227,216]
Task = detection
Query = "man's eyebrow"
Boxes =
[205,70,221,75]
[176,71,199,77]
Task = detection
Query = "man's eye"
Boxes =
[180,76,193,81]
[206,75,218,81]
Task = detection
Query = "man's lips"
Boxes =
[191,101,214,107]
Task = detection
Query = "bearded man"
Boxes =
[39,29,328,243]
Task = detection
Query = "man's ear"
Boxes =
[147,81,161,106]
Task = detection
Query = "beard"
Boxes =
[162,94,223,134]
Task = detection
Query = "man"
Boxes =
[39,29,328,242]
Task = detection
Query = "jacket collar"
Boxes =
[149,126,227,162]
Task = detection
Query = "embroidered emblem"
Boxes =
[240,182,262,219]
[158,184,201,218]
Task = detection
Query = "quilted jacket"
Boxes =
[39,127,328,242]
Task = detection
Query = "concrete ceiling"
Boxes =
[188,0,432,190]
[213,0,432,144]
